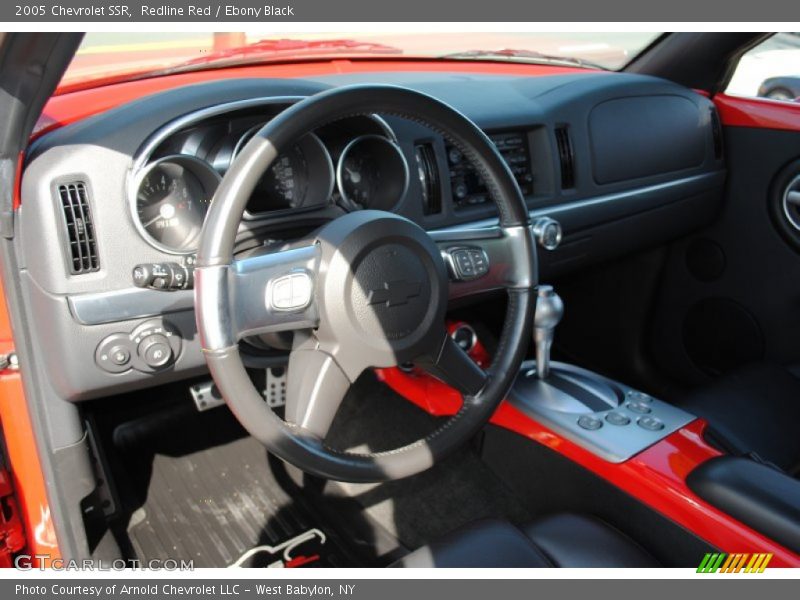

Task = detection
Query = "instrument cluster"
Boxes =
[131,104,409,254]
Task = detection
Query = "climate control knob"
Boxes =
[137,333,173,369]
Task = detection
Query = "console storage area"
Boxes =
[687,456,800,554]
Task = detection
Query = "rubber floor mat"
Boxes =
[112,402,362,568]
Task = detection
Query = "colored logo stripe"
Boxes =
[697,552,773,573]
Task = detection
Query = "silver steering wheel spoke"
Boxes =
[284,337,361,439]
[195,243,321,351]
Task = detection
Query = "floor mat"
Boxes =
[112,402,363,568]
[322,374,534,550]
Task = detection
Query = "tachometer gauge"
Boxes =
[134,155,221,253]
[337,135,409,211]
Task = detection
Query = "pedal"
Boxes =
[264,366,287,408]
[190,380,225,412]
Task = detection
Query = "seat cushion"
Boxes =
[392,514,659,568]
[392,519,552,568]
[680,363,800,475]
[522,513,659,568]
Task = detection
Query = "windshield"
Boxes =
[61,32,660,90]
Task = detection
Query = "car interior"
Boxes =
[2,31,800,569]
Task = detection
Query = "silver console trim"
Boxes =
[509,360,695,463]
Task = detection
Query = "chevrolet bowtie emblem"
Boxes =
[367,280,422,307]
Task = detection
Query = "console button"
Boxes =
[577,415,603,430]
[605,412,631,426]
[626,401,652,414]
[626,390,653,403]
[637,416,665,431]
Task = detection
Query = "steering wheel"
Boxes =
[194,85,537,482]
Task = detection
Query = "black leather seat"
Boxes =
[393,513,659,568]
[680,363,800,477]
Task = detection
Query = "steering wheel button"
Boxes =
[468,249,489,275]
[577,415,603,430]
[270,272,312,311]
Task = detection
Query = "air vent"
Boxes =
[710,108,723,160]
[414,142,442,215]
[57,182,99,274]
[555,126,575,189]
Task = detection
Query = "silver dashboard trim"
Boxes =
[68,287,195,326]
[434,172,721,233]
[69,171,722,326]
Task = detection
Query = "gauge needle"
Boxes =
[143,203,177,228]
[142,215,162,228]
[345,167,362,184]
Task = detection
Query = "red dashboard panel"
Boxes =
[378,347,800,567]
[714,93,800,132]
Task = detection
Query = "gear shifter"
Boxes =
[533,285,564,379]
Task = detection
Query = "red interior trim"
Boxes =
[379,363,800,566]
[0,278,61,564]
[714,93,800,132]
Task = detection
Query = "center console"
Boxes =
[508,285,694,462]
[375,283,800,566]
[508,285,693,462]
[509,362,693,462]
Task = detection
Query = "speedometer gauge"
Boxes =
[233,126,334,216]
[134,155,221,253]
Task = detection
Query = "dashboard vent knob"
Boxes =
[56,182,99,274]
[555,126,575,189]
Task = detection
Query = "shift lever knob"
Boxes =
[533,285,564,379]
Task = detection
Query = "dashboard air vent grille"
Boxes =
[57,182,99,274]
[415,142,442,215]
[710,108,723,160]
[555,126,575,189]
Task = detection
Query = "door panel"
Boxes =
[649,106,800,386]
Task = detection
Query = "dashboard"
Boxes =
[19,71,726,402]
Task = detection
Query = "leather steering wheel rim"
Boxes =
[194,84,537,483]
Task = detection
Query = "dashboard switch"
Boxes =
[532,217,563,251]
[138,334,173,369]
[95,333,134,374]
[132,259,195,291]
